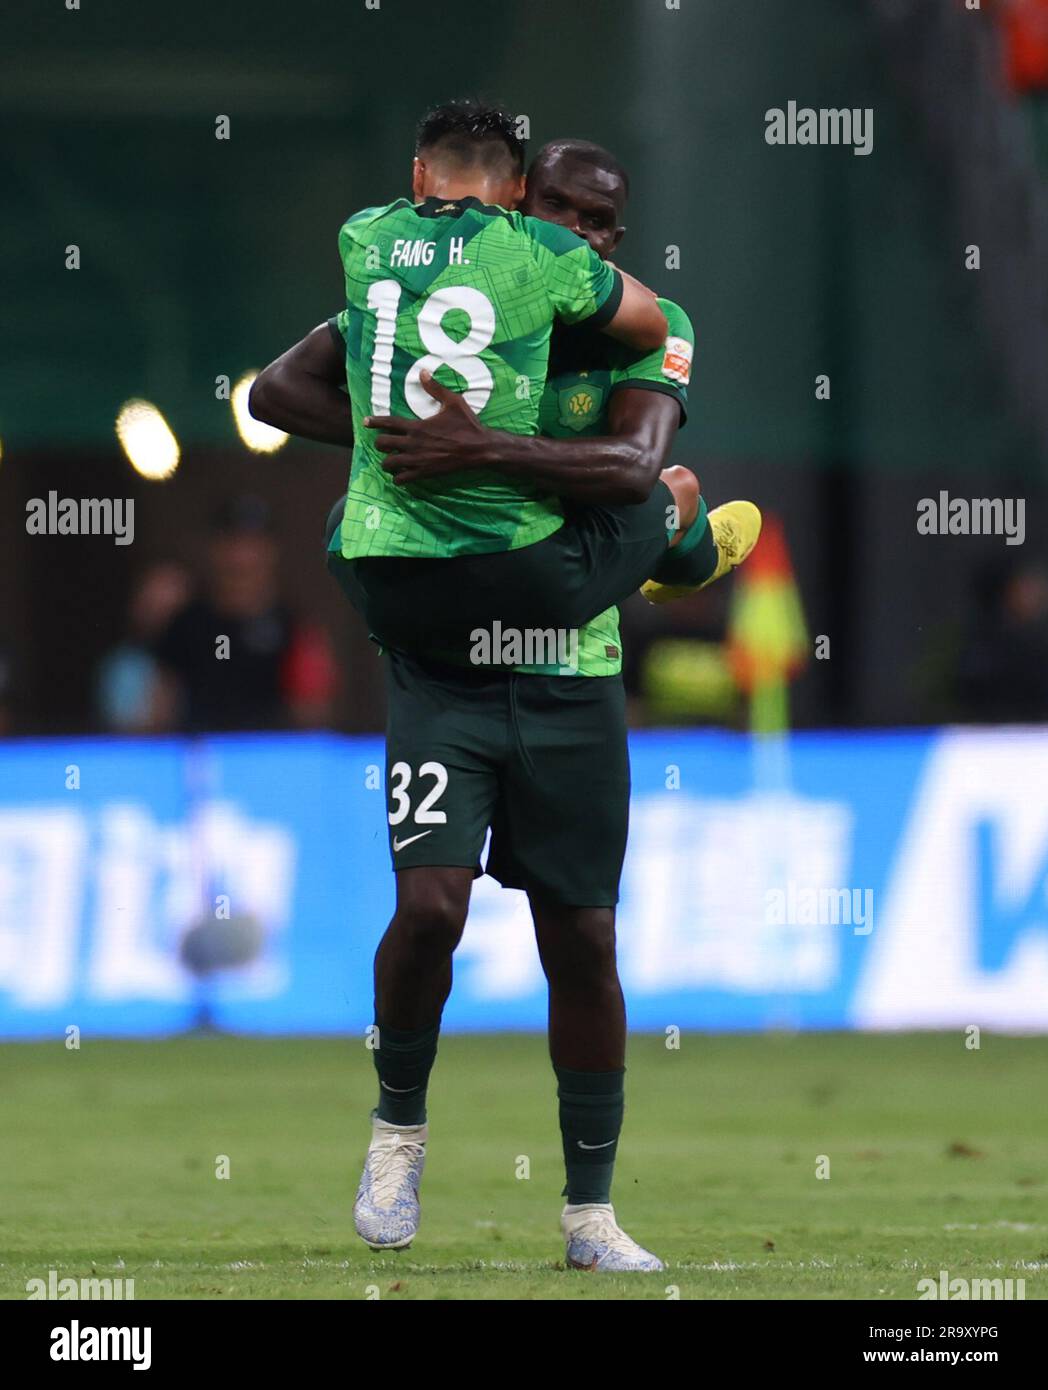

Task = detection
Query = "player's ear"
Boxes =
[411,157,426,201]
[610,225,626,255]
[505,173,526,209]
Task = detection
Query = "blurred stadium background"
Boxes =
[1,2,1048,1075]
[4,0,1048,1305]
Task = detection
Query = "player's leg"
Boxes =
[643,498,763,603]
[534,902,625,1074]
[355,865,473,1251]
[529,899,656,1271]
[530,899,626,1204]
[545,464,758,611]
[373,864,473,1087]
[354,651,503,1250]
[485,671,663,1270]
[331,472,754,662]
[528,465,704,629]
[370,862,470,1131]
[341,472,699,664]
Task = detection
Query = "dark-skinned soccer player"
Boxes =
[251,108,759,1270]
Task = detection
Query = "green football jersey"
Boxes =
[327,294,694,677]
[514,297,694,677]
[333,196,622,561]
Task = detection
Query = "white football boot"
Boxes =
[562,1203,665,1271]
[353,1116,427,1250]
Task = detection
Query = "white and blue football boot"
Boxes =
[562,1203,664,1272]
[353,1116,427,1250]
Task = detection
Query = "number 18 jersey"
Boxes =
[333,195,622,560]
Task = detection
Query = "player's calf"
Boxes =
[374,867,471,1030]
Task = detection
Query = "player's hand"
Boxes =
[364,372,490,485]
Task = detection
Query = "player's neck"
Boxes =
[419,178,507,208]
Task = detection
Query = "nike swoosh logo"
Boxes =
[392,830,433,852]
[380,1081,418,1093]
[577,1139,616,1151]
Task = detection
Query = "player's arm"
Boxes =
[248,322,354,447]
[370,300,695,503]
[600,268,667,352]
[482,385,679,502]
[369,372,679,505]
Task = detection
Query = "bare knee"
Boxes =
[660,465,700,538]
[391,867,471,957]
[534,905,619,991]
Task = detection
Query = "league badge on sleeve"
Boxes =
[661,336,693,386]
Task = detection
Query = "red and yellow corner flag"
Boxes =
[726,514,808,735]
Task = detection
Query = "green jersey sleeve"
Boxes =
[609,298,694,424]
[327,310,349,350]
[523,216,623,328]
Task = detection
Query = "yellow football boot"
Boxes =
[641,500,762,605]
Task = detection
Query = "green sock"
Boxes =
[373,1020,440,1127]
[555,1065,625,1205]
[650,495,716,587]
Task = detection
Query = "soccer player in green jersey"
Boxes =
[319,102,712,666]
[250,109,759,1270]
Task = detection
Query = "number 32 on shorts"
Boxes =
[388,760,449,828]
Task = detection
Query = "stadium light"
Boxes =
[115,400,180,480]
[232,372,288,453]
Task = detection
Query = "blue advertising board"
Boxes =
[1,727,1047,1037]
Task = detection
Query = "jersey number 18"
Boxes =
[367,281,496,419]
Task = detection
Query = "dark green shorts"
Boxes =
[329,480,677,666]
[382,649,630,907]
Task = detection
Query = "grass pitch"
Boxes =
[1,1032,1045,1300]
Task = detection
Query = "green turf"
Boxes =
[1,1032,1045,1300]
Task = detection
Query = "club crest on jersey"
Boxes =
[661,335,692,386]
[558,381,604,432]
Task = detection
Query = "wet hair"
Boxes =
[416,99,526,176]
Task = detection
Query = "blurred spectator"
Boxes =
[955,560,1048,721]
[152,496,338,732]
[95,561,191,732]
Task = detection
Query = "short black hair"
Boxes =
[416,99,526,175]
[528,139,630,201]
